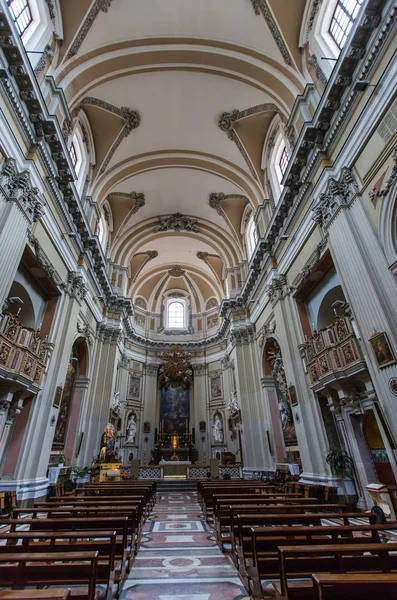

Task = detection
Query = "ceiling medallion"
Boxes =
[158,346,193,386]
[156,213,199,232]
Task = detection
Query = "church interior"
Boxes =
[0,0,397,597]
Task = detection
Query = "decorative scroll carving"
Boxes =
[145,363,160,376]
[266,274,292,306]
[77,321,94,345]
[0,158,45,223]
[96,323,122,344]
[156,213,199,232]
[294,236,328,289]
[134,297,147,310]
[230,324,255,347]
[313,168,360,228]
[66,272,87,303]
[168,267,185,277]
[209,192,249,215]
[192,363,207,375]
[67,0,115,58]
[27,230,64,288]
[249,0,293,66]
[258,321,276,348]
[34,44,53,76]
[168,292,185,298]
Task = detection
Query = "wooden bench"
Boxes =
[214,502,346,550]
[274,542,397,600]
[200,486,283,516]
[247,523,395,598]
[0,551,99,600]
[0,531,118,599]
[0,590,70,599]
[35,496,147,523]
[311,573,397,600]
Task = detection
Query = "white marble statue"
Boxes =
[213,414,224,443]
[126,414,137,444]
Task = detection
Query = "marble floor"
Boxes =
[119,491,250,600]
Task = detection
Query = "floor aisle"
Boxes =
[120,490,250,600]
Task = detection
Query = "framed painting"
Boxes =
[53,386,63,408]
[128,374,141,400]
[288,385,298,407]
[143,421,151,433]
[210,373,222,399]
[369,332,396,368]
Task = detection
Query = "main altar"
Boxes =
[160,460,191,479]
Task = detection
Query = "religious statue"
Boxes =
[213,414,224,443]
[126,414,137,444]
[100,422,115,460]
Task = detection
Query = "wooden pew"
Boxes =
[2,515,137,561]
[214,502,345,550]
[0,531,118,599]
[311,573,397,600]
[246,522,393,598]
[198,482,277,509]
[200,485,281,515]
[0,551,99,600]
[0,591,70,599]
[274,542,397,600]
[35,496,147,523]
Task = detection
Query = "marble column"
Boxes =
[192,363,208,462]
[140,363,159,463]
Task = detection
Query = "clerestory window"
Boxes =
[329,0,363,49]
[278,146,289,178]
[7,0,33,36]
[168,301,184,329]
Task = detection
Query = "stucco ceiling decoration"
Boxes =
[130,249,158,283]
[249,0,294,66]
[67,0,115,59]
[80,97,140,176]
[218,103,281,182]
[168,267,186,278]
[155,213,199,233]
[107,191,145,244]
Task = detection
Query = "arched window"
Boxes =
[329,0,363,49]
[7,0,32,36]
[168,301,184,329]
[69,142,78,170]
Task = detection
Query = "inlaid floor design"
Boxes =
[119,491,250,600]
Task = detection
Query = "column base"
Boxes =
[0,477,49,505]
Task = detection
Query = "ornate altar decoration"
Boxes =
[266,340,297,446]
[158,346,192,386]
[0,312,51,391]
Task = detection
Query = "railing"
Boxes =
[0,312,52,389]
[299,316,364,387]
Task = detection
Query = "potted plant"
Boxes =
[326,448,354,506]
[72,466,91,485]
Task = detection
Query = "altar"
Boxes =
[160,460,191,479]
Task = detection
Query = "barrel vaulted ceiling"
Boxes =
[51,0,308,310]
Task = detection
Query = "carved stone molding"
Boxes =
[0,158,45,223]
[168,267,185,277]
[27,230,64,288]
[34,44,54,76]
[230,324,255,347]
[67,0,115,58]
[77,321,94,345]
[221,356,231,369]
[249,0,293,66]
[133,249,158,261]
[308,54,328,88]
[80,98,140,174]
[312,168,360,229]
[107,191,145,213]
[267,274,293,306]
[96,323,123,344]
[294,236,328,290]
[192,363,207,375]
[66,272,87,303]
[258,321,276,348]
[369,143,397,200]
[168,292,185,298]
[156,213,199,232]
[209,192,248,215]
[145,363,160,376]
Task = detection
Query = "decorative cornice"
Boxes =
[66,272,87,303]
[27,230,64,289]
[218,103,280,181]
[293,236,329,291]
[230,324,256,347]
[107,191,145,213]
[156,213,199,232]
[67,0,115,59]
[97,323,123,344]
[192,363,207,375]
[312,168,360,229]
[249,0,293,66]
[80,97,140,174]
[0,158,45,224]
[145,363,160,376]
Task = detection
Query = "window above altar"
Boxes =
[168,301,185,329]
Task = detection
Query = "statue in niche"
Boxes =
[126,414,137,444]
[213,413,224,443]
